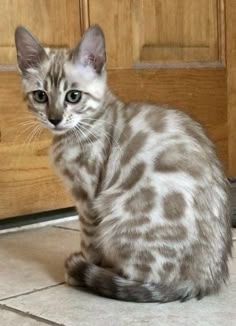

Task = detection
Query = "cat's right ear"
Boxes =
[73,25,106,74]
[15,26,48,75]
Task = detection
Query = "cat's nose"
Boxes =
[49,118,62,126]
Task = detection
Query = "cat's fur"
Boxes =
[15,25,232,302]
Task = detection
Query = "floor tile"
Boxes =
[3,277,236,326]
[1,223,235,325]
[0,226,80,300]
[1,306,47,325]
[54,220,80,231]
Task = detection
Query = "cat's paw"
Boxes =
[65,252,86,287]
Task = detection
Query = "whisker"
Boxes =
[72,126,84,152]
[79,121,123,157]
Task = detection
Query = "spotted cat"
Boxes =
[15,25,232,302]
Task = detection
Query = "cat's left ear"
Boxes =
[73,25,106,74]
[15,26,48,75]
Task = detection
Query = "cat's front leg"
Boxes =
[75,203,102,265]
[79,215,102,265]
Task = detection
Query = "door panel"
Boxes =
[0,0,81,65]
[87,0,224,67]
[226,0,236,175]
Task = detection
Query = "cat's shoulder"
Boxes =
[123,101,195,125]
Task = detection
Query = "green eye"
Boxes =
[33,90,48,103]
[65,90,81,104]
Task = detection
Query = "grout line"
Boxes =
[0,304,65,326]
[0,282,65,302]
[52,225,80,232]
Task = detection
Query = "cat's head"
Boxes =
[15,25,107,134]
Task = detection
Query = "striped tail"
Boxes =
[65,253,199,303]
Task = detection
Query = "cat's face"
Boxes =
[15,25,106,135]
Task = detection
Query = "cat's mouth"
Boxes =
[44,123,69,135]
[51,126,69,135]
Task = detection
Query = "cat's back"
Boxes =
[121,102,220,179]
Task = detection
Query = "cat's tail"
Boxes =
[65,253,198,303]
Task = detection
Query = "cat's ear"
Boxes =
[73,25,106,74]
[15,26,48,74]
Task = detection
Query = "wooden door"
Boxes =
[0,0,235,219]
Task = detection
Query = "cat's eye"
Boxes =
[32,90,48,104]
[65,90,81,104]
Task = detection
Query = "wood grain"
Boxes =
[0,0,81,65]
[79,0,90,33]
[226,0,236,176]
[89,0,222,68]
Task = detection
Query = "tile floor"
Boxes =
[0,220,236,326]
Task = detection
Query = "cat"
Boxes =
[15,25,232,302]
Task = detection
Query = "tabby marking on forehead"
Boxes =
[163,192,186,220]
[121,162,146,190]
[71,82,79,88]
[121,132,147,166]
[43,79,48,91]
[47,61,65,88]
[63,80,68,91]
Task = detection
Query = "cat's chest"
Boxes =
[51,142,99,189]
[52,144,80,169]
